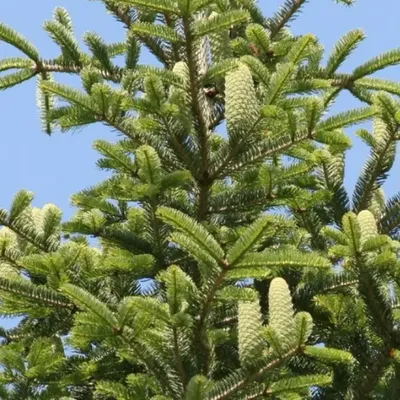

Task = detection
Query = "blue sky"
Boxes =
[0,0,399,328]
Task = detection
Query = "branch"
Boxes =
[104,1,172,66]
[104,1,133,28]
[0,277,74,309]
[182,16,211,219]
[198,261,230,329]
[172,326,186,393]
[245,388,268,400]
[353,133,396,213]
[224,132,310,176]
[0,221,53,253]
[164,13,181,62]
[147,198,167,270]
[357,268,393,341]
[160,115,199,177]
[353,348,392,400]
[197,182,211,222]
[210,116,263,180]
[210,347,299,400]
[195,260,230,374]
[266,0,308,39]
[38,61,123,82]
[0,253,24,270]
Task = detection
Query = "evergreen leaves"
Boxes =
[157,207,224,261]
[0,277,73,310]
[192,10,249,36]
[352,116,396,212]
[115,0,180,14]
[0,23,40,61]
[232,250,331,270]
[245,24,270,55]
[0,57,34,72]
[226,216,278,266]
[131,22,183,44]
[316,107,375,132]
[353,48,400,79]
[61,283,118,327]
[304,346,355,365]
[268,374,332,394]
[0,0,399,398]
[43,19,83,64]
[266,0,307,38]
[0,69,37,91]
[325,29,365,75]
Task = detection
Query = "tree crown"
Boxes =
[0,0,400,399]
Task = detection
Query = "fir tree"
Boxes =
[0,0,400,398]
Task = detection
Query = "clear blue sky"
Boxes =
[0,1,399,327]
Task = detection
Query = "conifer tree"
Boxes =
[1,0,400,398]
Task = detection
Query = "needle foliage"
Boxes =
[1,0,400,398]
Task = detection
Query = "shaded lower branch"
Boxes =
[353,348,392,400]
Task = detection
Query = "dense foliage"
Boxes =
[1,0,400,398]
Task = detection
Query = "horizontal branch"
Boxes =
[210,347,299,400]
[38,61,123,82]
